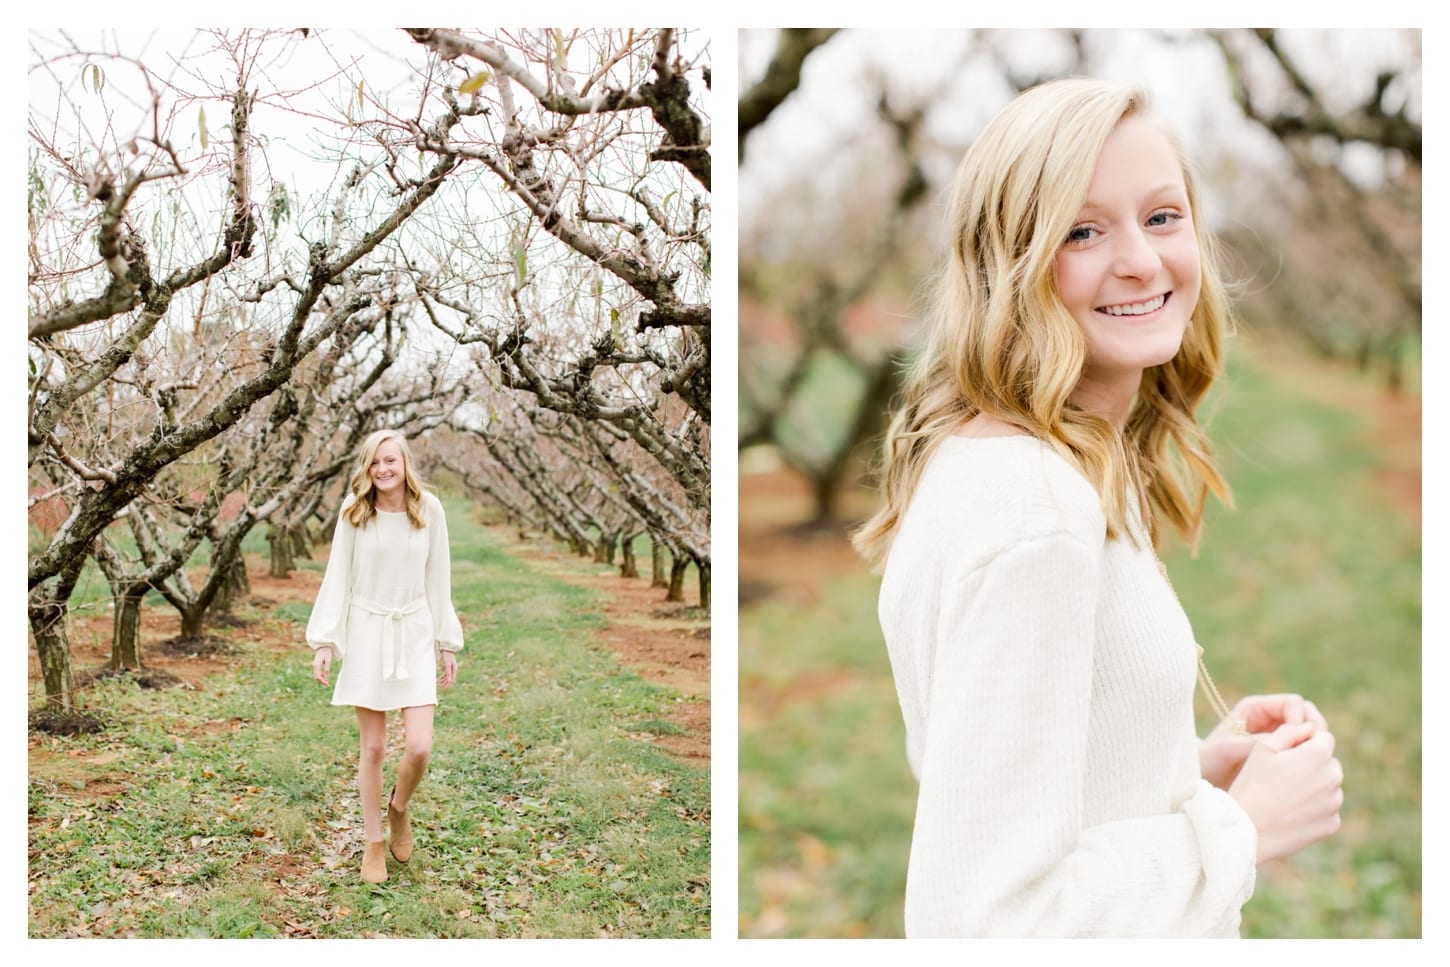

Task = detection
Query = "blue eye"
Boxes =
[1147,209,1181,227]
[1065,225,1096,244]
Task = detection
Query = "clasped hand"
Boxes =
[1199,693,1344,863]
[1199,693,1327,789]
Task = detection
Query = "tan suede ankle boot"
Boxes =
[361,839,388,883]
[388,786,414,863]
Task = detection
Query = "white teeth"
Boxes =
[1099,294,1166,316]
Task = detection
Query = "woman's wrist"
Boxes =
[1200,732,1260,790]
[1199,735,1231,789]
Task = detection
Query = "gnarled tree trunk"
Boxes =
[651,538,668,588]
[28,556,86,711]
[108,587,148,670]
[695,557,710,610]
[30,596,75,711]
[620,534,639,579]
[214,552,251,614]
[268,523,295,578]
[667,552,688,603]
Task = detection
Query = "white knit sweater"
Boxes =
[878,435,1257,937]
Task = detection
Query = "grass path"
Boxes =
[28,497,709,938]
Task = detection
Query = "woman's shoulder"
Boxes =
[914,435,1105,547]
[418,489,446,516]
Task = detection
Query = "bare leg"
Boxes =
[356,707,388,842]
[387,704,434,862]
[392,704,435,810]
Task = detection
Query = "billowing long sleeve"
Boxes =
[904,531,1257,937]
[306,501,357,658]
[425,494,465,653]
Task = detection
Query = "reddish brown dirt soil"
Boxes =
[27,573,315,710]
[738,459,872,612]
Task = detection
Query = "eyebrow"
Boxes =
[1077,181,1189,214]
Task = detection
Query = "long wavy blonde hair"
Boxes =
[344,429,428,529]
[853,78,1232,571]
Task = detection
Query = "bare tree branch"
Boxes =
[738,28,839,158]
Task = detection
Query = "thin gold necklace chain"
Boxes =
[1155,555,1248,735]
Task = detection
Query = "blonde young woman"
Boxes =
[308,429,464,883]
[854,79,1343,937]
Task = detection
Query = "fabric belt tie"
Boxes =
[351,596,428,681]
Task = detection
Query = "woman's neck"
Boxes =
[375,490,406,513]
[1068,371,1138,431]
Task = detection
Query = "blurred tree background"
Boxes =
[737,28,1420,939]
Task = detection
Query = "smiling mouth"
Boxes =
[1096,292,1169,316]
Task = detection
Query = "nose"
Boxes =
[1112,226,1161,280]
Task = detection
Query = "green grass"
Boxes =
[738,348,1421,938]
[28,497,709,938]
[740,576,915,938]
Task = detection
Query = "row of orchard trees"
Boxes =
[27,27,710,719]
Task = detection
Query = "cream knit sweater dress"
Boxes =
[878,435,1257,937]
[306,491,464,711]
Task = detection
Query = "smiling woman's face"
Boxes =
[1053,114,1202,392]
[370,438,405,497]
